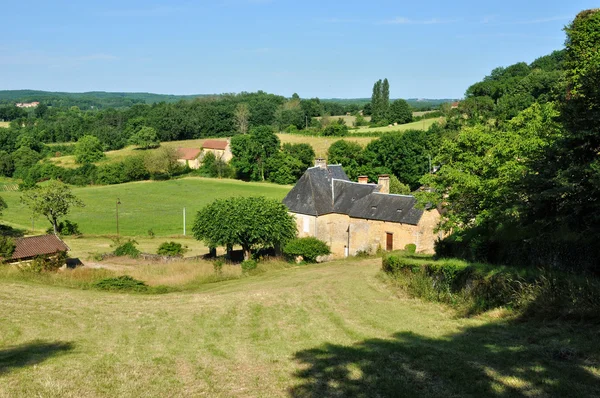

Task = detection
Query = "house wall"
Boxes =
[201,146,233,163]
[177,158,201,169]
[290,210,442,258]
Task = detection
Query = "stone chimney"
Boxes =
[358,176,368,184]
[315,158,327,169]
[378,174,390,194]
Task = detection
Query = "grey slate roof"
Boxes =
[282,165,349,216]
[348,193,423,225]
[283,165,425,225]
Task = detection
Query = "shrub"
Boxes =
[46,220,81,236]
[0,236,16,261]
[404,244,416,254]
[25,252,67,273]
[283,237,331,263]
[381,253,600,320]
[113,240,140,258]
[241,259,257,273]
[156,241,187,257]
[321,124,349,137]
[93,275,148,292]
[213,259,224,275]
[147,229,155,238]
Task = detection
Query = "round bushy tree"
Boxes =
[192,196,296,260]
[75,135,105,164]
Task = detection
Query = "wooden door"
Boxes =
[386,233,393,251]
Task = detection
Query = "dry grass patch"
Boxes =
[277,134,375,158]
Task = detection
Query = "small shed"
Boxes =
[177,148,203,169]
[10,235,70,263]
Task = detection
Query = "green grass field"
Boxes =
[1,258,598,397]
[1,177,291,237]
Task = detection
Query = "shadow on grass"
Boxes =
[0,224,25,238]
[0,341,74,375]
[289,321,600,397]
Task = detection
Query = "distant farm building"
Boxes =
[201,139,232,162]
[177,148,203,169]
[8,235,69,263]
[15,101,40,108]
[283,160,442,257]
[451,101,460,109]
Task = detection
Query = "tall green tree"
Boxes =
[230,126,280,181]
[389,99,412,124]
[21,180,85,235]
[192,196,296,260]
[128,126,160,149]
[75,135,105,164]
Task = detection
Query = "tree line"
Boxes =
[418,9,600,273]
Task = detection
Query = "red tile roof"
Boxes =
[202,140,228,150]
[11,235,70,260]
[177,148,202,160]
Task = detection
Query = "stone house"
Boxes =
[282,160,442,257]
[177,148,203,169]
[201,139,232,162]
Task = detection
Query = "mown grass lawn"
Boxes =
[1,258,599,397]
[1,177,291,237]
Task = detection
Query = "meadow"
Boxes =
[352,117,440,133]
[48,117,438,168]
[1,177,291,237]
[1,257,598,397]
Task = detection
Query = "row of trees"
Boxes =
[370,78,413,125]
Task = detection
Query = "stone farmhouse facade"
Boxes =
[177,148,202,169]
[201,139,232,162]
[283,160,442,258]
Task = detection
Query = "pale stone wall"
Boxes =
[177,158,201,169]
[290,209,442,258]
[201,147,233,163]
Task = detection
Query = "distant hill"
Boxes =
[0,90,456,111]
[0,90,214,109]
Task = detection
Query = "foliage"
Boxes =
[234,103,250,134]
[113,240,141,258]
[266,152,304,185]
[389,99,413,124]
[382,253,600,320]
[321,124,348,137]
[25,251,68,273]
[192,196,296,260]
[389,175,411,195]
[128,126,160,149]
[364,129,435,190]
[75,135,105,164]
[371,78,390,123]
[92,275,148,292]
[199,151,234,179]
[0,235,16,261]
[45,219,81,236]
[20,180,85,235]
[404,244,416,254]
[157,241,187,256]
[143,146,182,178]
[230,126,280,181]
[240,259,258,273]
[283,237,331,263]
[326,140,365,180]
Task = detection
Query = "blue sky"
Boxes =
[1,1,597,98]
